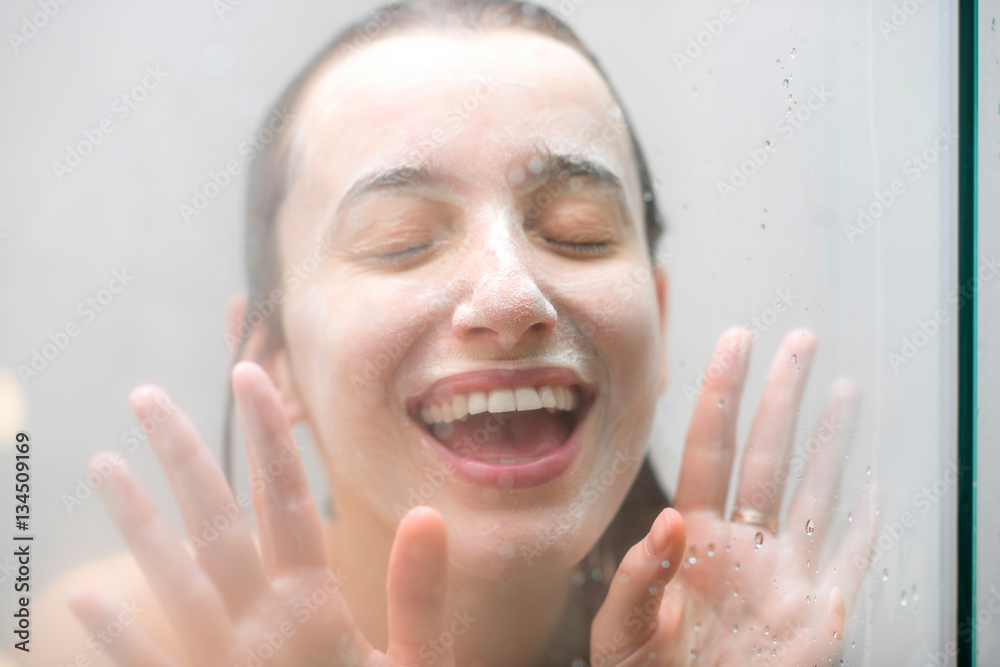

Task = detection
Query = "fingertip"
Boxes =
[398,505,448,540]
[87,450,124,475]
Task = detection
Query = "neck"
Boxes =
[326,490,577,666]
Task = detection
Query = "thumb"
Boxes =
[386,506,452,667]
[591,508,685,665]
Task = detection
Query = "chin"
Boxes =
[439,503,611,582]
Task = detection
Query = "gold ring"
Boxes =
[730,507,778,532]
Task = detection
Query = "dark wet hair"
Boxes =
[223,1,669,660]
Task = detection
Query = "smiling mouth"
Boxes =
[413,384,584,464]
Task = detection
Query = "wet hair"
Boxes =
[223,1,669,660]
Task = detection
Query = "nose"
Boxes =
[451,244,557,350]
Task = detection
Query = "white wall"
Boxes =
[0,0,966,663]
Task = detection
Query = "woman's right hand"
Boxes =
[66,361,452,667]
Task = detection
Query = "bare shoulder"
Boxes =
[21,524,339,667]
[23,550,187,667]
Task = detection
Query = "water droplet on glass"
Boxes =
[790,47,797,58]
[847,512,853,522]
[806,559,811,569]
[733,588,739,597]
[760,223,766,231]
[694,624,701,632]
[717,399,724,408]
[900,591,908,606]
[805,518,815,535]
[806,595,811,603]
[764,625,770,635]
[592,570,603,582]
[691,86,699,98]
[754,532,764,548]
[852,641,856,648]
[764,139,771,148]
[733,624,739,633]
[707,543,715,556]
[771,649,777,657]
[689,650,697,659]
[882,568,889,581]
[734,562,741,571]
[643,190,653,202]
[782,78,790,88]
[866,466,872,476]
[661,559,671,568]
[775,58,781,65]
[833,630,839,639]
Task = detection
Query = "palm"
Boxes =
[591,328,873,666]
[66,362,454,667]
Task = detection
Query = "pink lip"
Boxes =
[406,366,595,489]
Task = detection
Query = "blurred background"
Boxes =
[0,0,994,664]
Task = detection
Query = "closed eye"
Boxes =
[545,239,611,256]
[374,243,433,264]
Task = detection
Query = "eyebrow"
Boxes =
[521,148,625,197]
[334,148,626,218]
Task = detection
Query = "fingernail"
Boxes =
[644,509,671,557]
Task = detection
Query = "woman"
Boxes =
[33,1,873,664]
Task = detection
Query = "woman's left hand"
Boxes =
[591,327,875,666]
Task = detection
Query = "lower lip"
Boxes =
[415,398,591,490]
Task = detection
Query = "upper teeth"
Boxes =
[419,386,578,425]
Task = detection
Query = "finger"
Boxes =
[67,586,182,667]
[785,378,862,549]
[674,327,753,515]
[590,508,685,665]
[822,488,877,614]
[90,452,234,662]
[385,506,451,667]
[734,328,818,520]
[130,386,269,616]
[232,361,328,580]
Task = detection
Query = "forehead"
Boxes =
[283,29,636,207]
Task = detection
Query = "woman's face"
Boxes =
[273,28,667,578]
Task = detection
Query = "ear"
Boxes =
[654,265,669,393]
[225,293,308,424]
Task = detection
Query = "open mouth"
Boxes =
[406,369,594,488]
